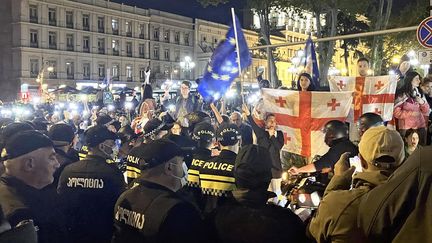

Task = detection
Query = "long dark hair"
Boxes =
[396,71,422,98]
[297,73,316,91]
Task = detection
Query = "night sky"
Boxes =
[111,0,247,25]
[111,0,414,25]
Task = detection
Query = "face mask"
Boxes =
[170,162,188,188]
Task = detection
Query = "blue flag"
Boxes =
[303,36,320,88]
[198,15,252,102]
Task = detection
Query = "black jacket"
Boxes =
[313,138,358,171]
[239,123,253,146]
[247,115,284,178]
[112,179,206,243]
[0,175,69,243]
[57,154,126,243]
[209,189,308,243]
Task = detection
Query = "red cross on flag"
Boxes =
[329,75,397,122]
[261,89,353,158]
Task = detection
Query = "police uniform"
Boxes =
[57,126,126,243]
[112,139,206,243]
[199,123,240,213]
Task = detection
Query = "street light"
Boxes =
[180,56,196,71]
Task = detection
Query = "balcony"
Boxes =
[30,72,38,78]
[113,50,119,56]
[49,44,57,49]
[30,16,38,23]
[112,76,119,81]
[49,20,57,26]
[66,22,74,29]
[83,25,90,31]
[49,73,57,79]
[67,74,74,80]
[98,48,105,54]
[83,75,90,80]
[127,77,133,82]
[127,52,132,57]
[139,53,145,58]
[139,34,144,39]
[98,28,105,33]
[83,47,90,53]
[112,29,119,35]
[67,45,74,51]
[30,42,38,48]
[126,32,132,37]
[98,76,104,81]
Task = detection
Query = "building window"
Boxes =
[83,36,90,52]
[153,27,159,40]
[184,33,189,46]
[98,64,105,80]
[29,5,38,23]
[125,21,132,37]
[48,61,57,79]
[112,19,118,35]
[153,47,159,59]
[174,32,180,44]
[83,63,90,79]
[48,31,57,49]
[48,8,56,26]
[139,68,145,81]
[139,44,145,58]
[66,34,74,51]
[30,59,39,78]
[66,62,74,79]
[164,30,170,43]
[66,11,73,28]
[30,30,38,47]
[126,65,132,81]
[139,24,145,39]
[174,50,180,62]
[164,49,170,60]
[98,17,104,33]
[126,42,132,57]
[98,38,105,54]
[112,40,119,56]
[112,64,119,81]
[82,14,90,31]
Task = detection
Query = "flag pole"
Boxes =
[231,8,245,104]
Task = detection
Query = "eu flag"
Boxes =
[303,36,320,88]
[198,15,252,103]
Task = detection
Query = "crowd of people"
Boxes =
[0,54,431,243]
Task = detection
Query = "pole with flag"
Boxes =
[231,8,244,103]
[197,10,252,103]
[303,35,320,89]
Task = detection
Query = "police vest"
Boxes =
[187,149,213,188]
[113,181,183,243]
[199,150,236,197]
[125,154,141,185]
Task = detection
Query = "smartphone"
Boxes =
[349,156,363,173]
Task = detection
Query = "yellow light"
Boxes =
[341,68,348,75]
[47,67,54,72]
[367,69,373,75]
[42,84,48,90]
[392,57,401,64]
[36,78,41,83]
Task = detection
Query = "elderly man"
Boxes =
[0,131,69,243]
[230,111,253,146]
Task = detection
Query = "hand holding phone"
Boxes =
[349,156,363,173]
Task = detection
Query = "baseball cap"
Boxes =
[1,130,54,161]
[358,126,404,170]
[216,123,241,146]
[235,145,272,189]
[96,114,115,126]
[85,125,119,147]
[143,118,173,138]
[48,123,75,147]
[127,139,183,169]
[192,122,215,142]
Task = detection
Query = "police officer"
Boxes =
[199,123,240,213]
[0,130,69,243]
[58,125,126,243]
[125,118,172,184]
[112,139,205,243]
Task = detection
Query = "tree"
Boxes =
[197,0,284,87]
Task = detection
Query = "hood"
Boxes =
[352,170,390,188]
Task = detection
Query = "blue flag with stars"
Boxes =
[303,36,320,88]
[198,15,252,102]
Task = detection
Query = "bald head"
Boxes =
[230,112,242,128]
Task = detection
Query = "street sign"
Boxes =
[418,49,432,65]
[417,16,432,48]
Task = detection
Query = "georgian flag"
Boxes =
[261,89,353,157]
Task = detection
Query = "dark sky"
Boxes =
[111,0,247,25]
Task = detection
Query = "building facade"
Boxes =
[1,0,195,100]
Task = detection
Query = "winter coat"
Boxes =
[393,94,430,130]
